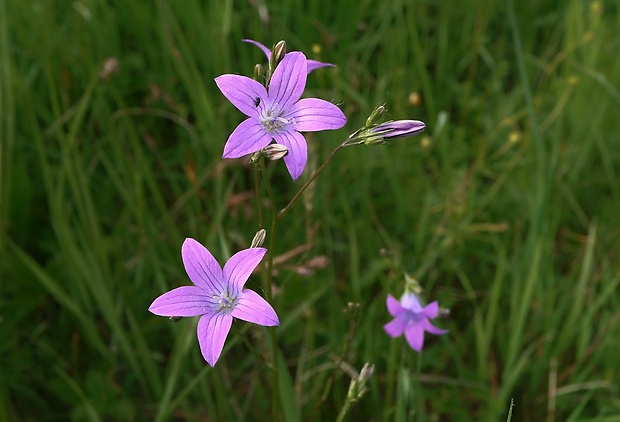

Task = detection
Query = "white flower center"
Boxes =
[214,288,238,313]
[260,104,291,134]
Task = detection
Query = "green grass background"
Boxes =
[2,0,620,420]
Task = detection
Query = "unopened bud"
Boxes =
[250,229,267,248]
[365,104,386,127]
[363,120,426,145]
[438,307,451,318]
[254,63,264,81]
[249,151,261,165]
[404,273,423,295]
[339,361,375,419]
[345,362,375,402]
[272,40,287,65]
[358,362,375,384]
[263,143,289,161]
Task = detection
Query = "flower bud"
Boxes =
[269,40,286,75]
[345,362,375,402]
[262,143,289,161]
[404,273,423,295]
[363,119,426,145]
[253,63,264,82]
[272,40,287,67]
[365,104,386,127]
[438,307,451,318]
[358,362,375,385]
[250,229,267,248]
[249,151,261,164]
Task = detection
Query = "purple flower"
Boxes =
[353,119,426,145]
[370,120,426,140]
[242,39,335,73]
[215,52,346,180]
[383,293,447,352]
[149,238,279,366]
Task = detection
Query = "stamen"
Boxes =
[261,104,290,134]
[214,289,238,313]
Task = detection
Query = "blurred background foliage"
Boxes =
[1,0,619,420]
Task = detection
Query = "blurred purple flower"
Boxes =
[149,238,279,367]
[215,52,346,180]
[242,39,335,73]
[383,292,447,352]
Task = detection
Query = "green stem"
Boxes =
[383,340,398,420]
[312,316,358,422]
[260,160,278,302]
[259,159,280,422]
[257,135,352,420]
[253,164,264,229]
[232,324,267,366]
[335,399,351,422]
[415,353,422,422]
[277,138,349,220]
[253,164,269,307]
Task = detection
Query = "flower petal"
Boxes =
[289,98,346,132]
[215,74,268,118]
[197,313,233,367]
[421,301,439,319]
[307,60,335,73]
[269,52,307,108]
[400,293,423,313]
[384,314,406,337]
[370,120,425,139]
[404,324,425,352]
[242,39,271,61]
[386,294,403,317]
[223,118,273,158]
[223,247,267,290]
[182,238,223,292]
[272,130,307,181]
[232,289,279,326]
[148,286,210,317]
[423,319,448,335]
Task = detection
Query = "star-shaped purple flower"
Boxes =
[242,39,335,74]
[383,293,447,352]
[149,238,279,367]
[214,52,346,180]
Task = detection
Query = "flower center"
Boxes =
[261,104,290,134]
[405,311,423,326]
[214,288,238,314]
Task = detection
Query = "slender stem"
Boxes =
[260,160,278,301]
[232,324,267,367]
[253,163,270,321]
[415,352,422,422]
[311,315,358,422]
[259,159,280,422]
[277,139,349,220]
[383,340,398,421]
[253,164,264,229]
[506,398,515,422]
[335,398,351,422]
[258,136,352,420]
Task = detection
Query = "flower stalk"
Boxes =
[336,363,375,422]
[278,138,348,219]
[258,158,281,422]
